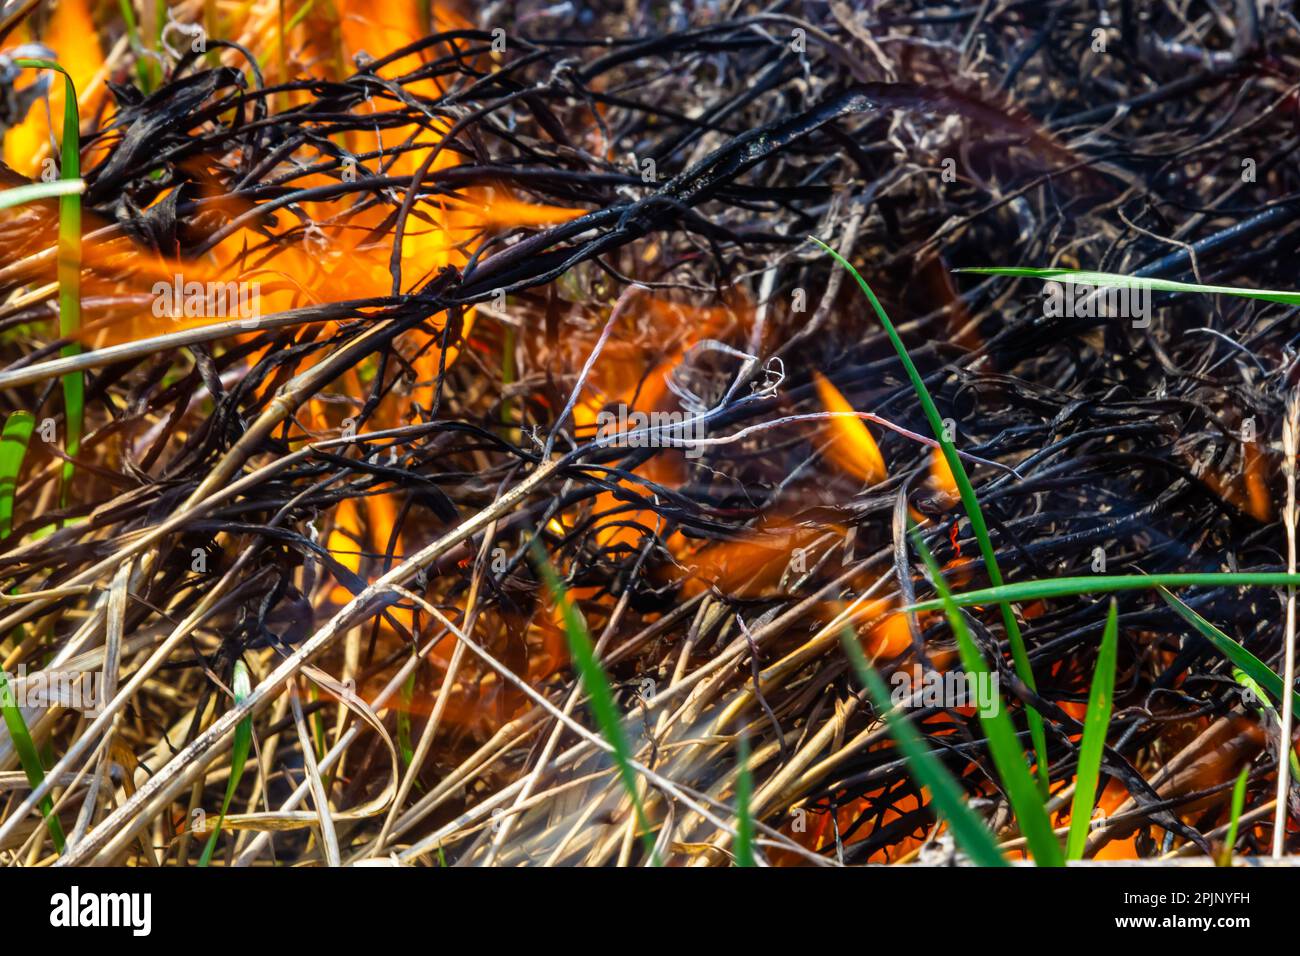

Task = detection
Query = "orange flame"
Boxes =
[812,372,887,485]
[3,0,107,177]
[1198,439,1272,523]
[930,447,958,498]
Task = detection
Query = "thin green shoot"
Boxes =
[1159,587,1300,714]
[0,411,35,538]
[839,628,1008,866]
[734,733,754,867]
[199,661,254,866]
[908,530,1063,865]
[14,59,82,509]
[0,179,83,210]
[1219,766,1250,867]
[1065,600,1118,860]
[531,542,659,865]
[1233,667,1300,782]
[813,237,1050,794]
[957,266,1300,309]
[117,0,156,91]
[398,664,416,767]
[905,572,1300,614]
[0,409,63,852]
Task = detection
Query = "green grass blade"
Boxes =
[0,675,65,853]
[531,542,658,864]
[0,409,63,851]
[309,683,326,763]
[734,734,754,867]
[908,531,1063,865]
[1219,766,1250,866]
[957,266,1300,308]
[397,664,416,766]
[199,660,254,866]
[0,411,35,538]
[839,630,1008,866]
[14,59,82,508]
[285,0,319,34]
[117,0,156,90]
[1158,587,1300,714]
[1232,666,1300,782]
[0,179,84,211]
[813,237,1050,794]
[905,572,1300,613]
[1065,599,1118,860]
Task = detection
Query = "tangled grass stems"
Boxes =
[1,0,1297,868]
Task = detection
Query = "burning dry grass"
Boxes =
[0,0,1296,867]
